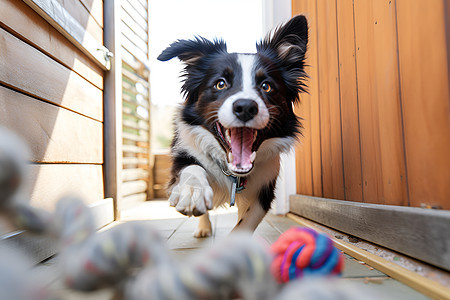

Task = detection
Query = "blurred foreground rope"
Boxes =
[0,126,381,300]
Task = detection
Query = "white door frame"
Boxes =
[262,0,296,215]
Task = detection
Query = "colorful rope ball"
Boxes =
[270,227,344,283]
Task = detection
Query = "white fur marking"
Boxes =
[217,55,269,129]
[239,54,255,93]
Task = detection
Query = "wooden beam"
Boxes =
[290,195,450,271]
[287,213,450,300]
[23,0,110,70]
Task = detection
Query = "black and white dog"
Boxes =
[158,15,308,237]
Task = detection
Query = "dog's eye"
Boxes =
[215,79,227,90]
[261,82,272,93]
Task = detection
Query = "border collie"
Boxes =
[158,15,308,237]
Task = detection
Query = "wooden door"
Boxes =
[292,0,450,209]
[291,0,450,272]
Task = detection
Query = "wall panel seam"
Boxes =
[393,0,411,207]
[314,0,324,197]
[351,0,364,203]
[334,0,347,200]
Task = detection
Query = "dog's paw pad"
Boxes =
[193,227,212,238]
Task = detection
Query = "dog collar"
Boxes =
[220,167,247,206]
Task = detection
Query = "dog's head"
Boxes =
[158,15,308,176]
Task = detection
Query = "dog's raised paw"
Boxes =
[168,165,213,216]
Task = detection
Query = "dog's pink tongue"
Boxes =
[230,127,254,169]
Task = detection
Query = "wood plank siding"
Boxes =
[0,0,107,235]
[292,0,450,210]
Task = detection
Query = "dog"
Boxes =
[157,15,308,237]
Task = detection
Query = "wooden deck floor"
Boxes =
[39,200,430,299]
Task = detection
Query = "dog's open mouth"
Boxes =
[215,122,259,175]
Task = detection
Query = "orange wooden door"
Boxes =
[292,0,450,210]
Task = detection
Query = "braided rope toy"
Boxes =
[270,227,344,283]
[0,127,360,300]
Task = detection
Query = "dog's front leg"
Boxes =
[169,165,213,217]
[231,202,268,233]
[231,179,277,233]
[194,212,212,238]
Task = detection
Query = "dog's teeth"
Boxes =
[225,129,231,143]
[250,151,256,163]
[253,131,258,143]
[228,152,233,162]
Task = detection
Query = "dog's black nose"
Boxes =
[233,99,259,122]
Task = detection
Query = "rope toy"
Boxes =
[125,232,276,300]
[0,126,363,300]
[270,227,344,283]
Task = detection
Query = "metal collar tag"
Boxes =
[221,167,246,206]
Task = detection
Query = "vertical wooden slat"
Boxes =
[292,1,313,196]
[293,94,313,195]
[353,0,407,205]
[316,0,345,200]
[308,0,323,198]
[372,0,408,206]
[396,0,450,209]
[336,0,363,202]
[293,0,323,197]
[353,2,380,204]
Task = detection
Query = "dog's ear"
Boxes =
[257,15,308,102]
[257,15,308,66]
[158,37,227,64]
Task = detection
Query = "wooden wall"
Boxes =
[0,0,105,213]
[292,0,450,209]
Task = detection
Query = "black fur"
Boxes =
[158,37,229,105]
[258,178,277,211]
[256,15,309,103]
